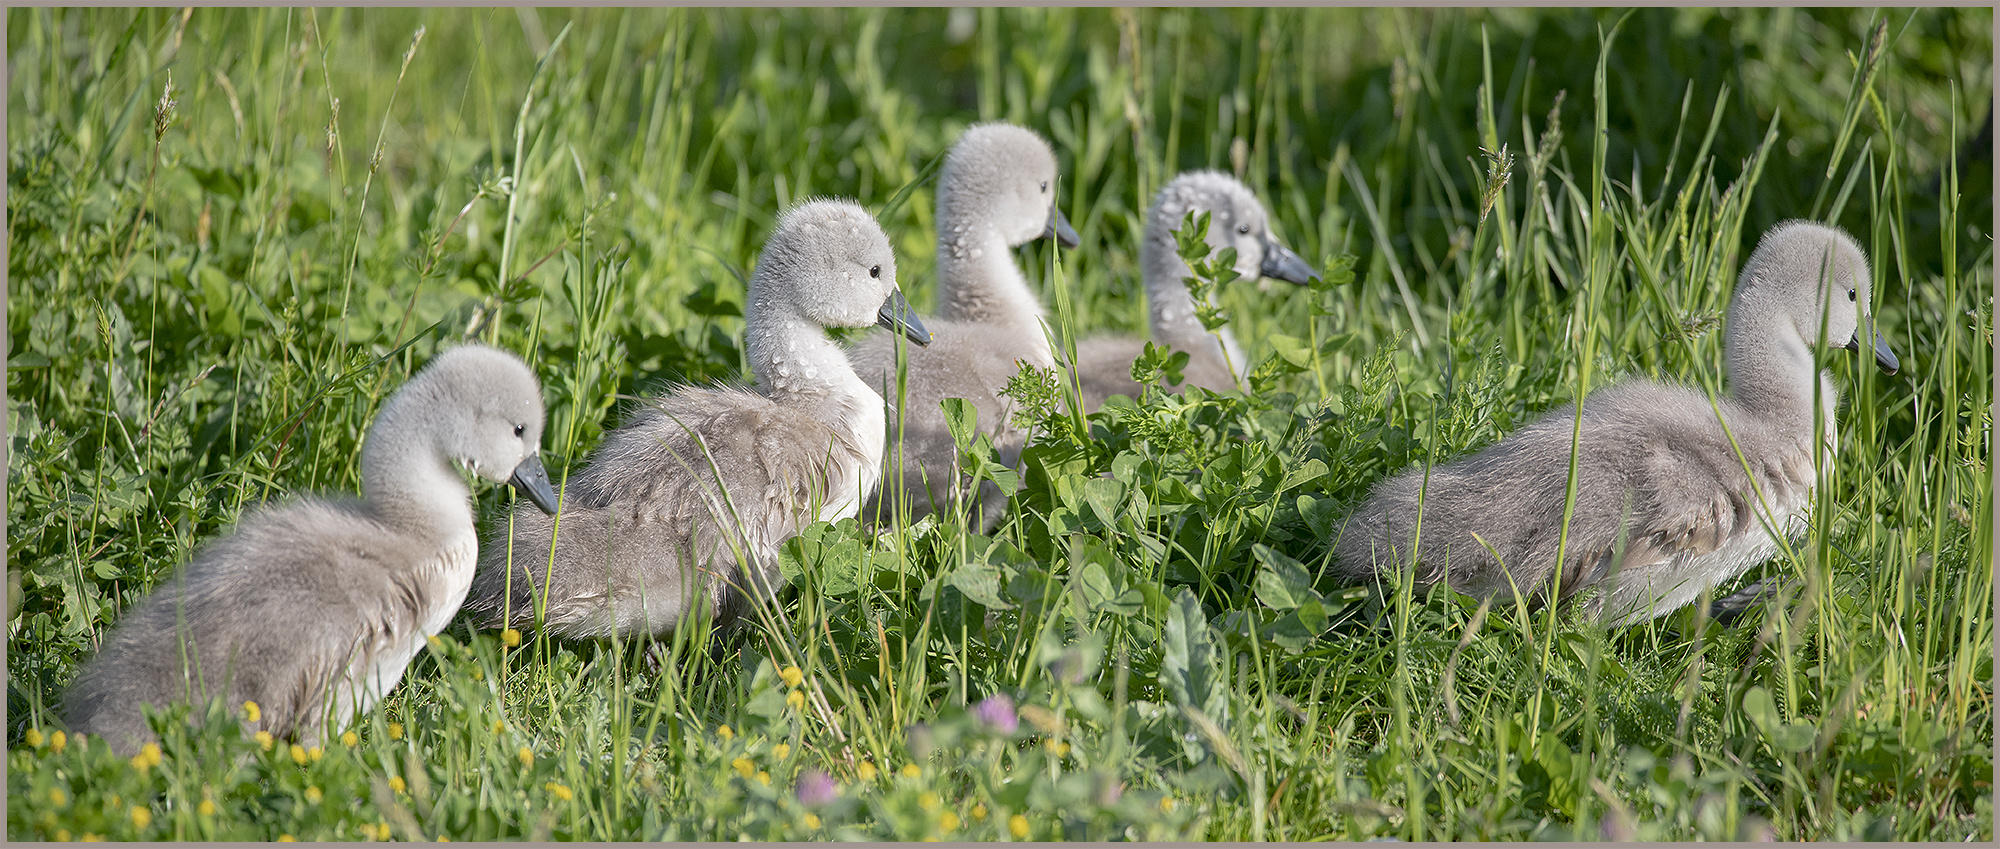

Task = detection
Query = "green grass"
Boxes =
[7,7,1991,841]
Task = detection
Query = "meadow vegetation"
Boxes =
[7,7,1992,840]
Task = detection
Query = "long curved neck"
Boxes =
[748,311,882,423]
[359,389,474,539]
[1724,301,1836,442]
[1142,225,1243,382]
[933,202,1046,331]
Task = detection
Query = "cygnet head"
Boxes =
[1145,170,1317,285]
[376,344,559,513]
[1733,220,1898,374]
[754,198,931,345]
[938,122,1080,249]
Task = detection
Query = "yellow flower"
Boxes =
[435,836,449,842]
[470,668,483,682]
[80,832,103,842]
[1008,814,1030,839]
[780,666,804,688]
[426,635,442,650]
[198,798,216,817]
[771,743,791,760]
[856,761,877,782]
[804,813,822,830]
[50,731,67,754]
[756,771,771,786]
[732,757,755,779]
[308,746,324,762]
[277,834,296,842]
[900,763,922,779]
[304,786,323,804]
[388,775,407,794]
[24,728,43,748]
[256,732,274,751]
[290,744,308,765]
[490,720,504,735]
[129,806,151,830]
[544,781,573,802]
[501,628,521,648]
[130,742,162,771]
[388,723,404,740]
[1160,796,1175,813]
[243,701,262,723]
[940,811,960,833]
[786,690,806,712]
[919,791,940,811]
[971,803,988,821]
[716,724,734,741]
[50,787,69,808]
[340,731,358,747]
[517,747,534,768]
[54,830,71,842]
[375,822,391,841]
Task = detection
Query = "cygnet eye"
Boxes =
[870,265,882,279]
[513,424,526,438]
[1847,288,1857,302]
[1039,181,1049,193]
[1237,224,1251,235]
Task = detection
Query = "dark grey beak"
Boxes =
[876,289,932,346]
[1844,323,1898,375]
[1043,207,1081,249]
[1259,239,1318,285]
[509,455,560,514]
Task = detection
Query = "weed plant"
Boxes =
[7,7,1991,841]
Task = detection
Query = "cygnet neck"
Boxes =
[1142,224,1245,382]
[933,202,1048,338]
[748,309,881,420]
[360,383,476,539]
[1724,297,1838,439]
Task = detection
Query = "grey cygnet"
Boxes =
[64,344,558,755]
[1330,221,1899,626]
[465,198,929,639]
[847,122,1080,531]
[1073,170,1317,410]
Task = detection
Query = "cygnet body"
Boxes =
[466,199,929,639]
[1330,221,1899,626]
[64,345,559,755]
[1073,171,1317,411]
[847,122,1078,530]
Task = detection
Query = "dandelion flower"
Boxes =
[771,743,791,760]
[544,782,573,801]
[24,728,43,748]
[50,731,67,754]
[732,757,755,779]
[388,723,404,740]
[1008,814,1030,839]
[255,732,274,751]
[308,746,324,762]
[290,745,309,765]
[1160,796,1175,813]
[901,763,922,779]
[919,791,940,811]
[856,761,878,782]
[804,813,822,830]
[757,771,771,786]
[198,799,216,817]
[786,690,806,712]
[54,830,71,842]
[940,811,960,833]
[490,720,504,735]
[129,807,151,830]
[341,731,358,747]
[716,724,735,741]
[780,666,804,688]
[517,747,533,768]
[501,628,521,648]
[304,786,323,804]
[50,787,69,808]
[388,776,407,794]
[971,803,988,821]
[277,834,296,842]
[243,701,262,723]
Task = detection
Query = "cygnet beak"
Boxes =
[876,289,932,346]
[1260,239,1319,285]
[509,455,560,514]
[1845,321,1899,375]
[1043,207,1081,248]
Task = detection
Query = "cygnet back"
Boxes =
[1330,221,1897,626]
[847,122,1080,530]
[467,199,928,639]
[63,344,557,755]
[1074,170,1317,410]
